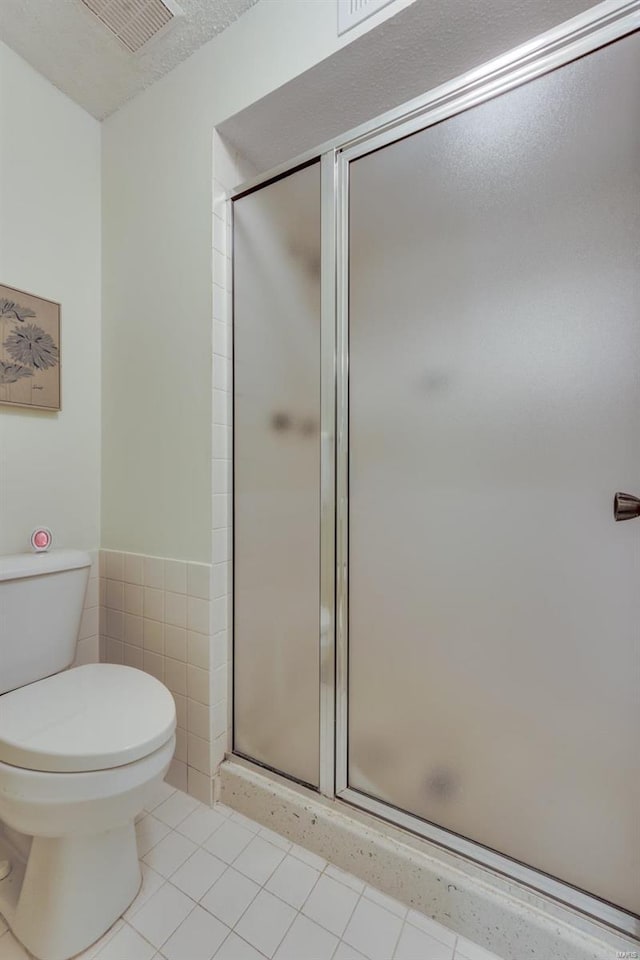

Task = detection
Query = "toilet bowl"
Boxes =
[0,663,176,960]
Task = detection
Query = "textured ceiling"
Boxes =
[220,0,599,174]
[0,0,258,119]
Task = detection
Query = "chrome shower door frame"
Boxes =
[319,151,338,798]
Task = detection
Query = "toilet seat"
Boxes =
[0,664,175,773]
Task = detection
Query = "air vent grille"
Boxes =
[81,0,183,53]
[337,0,397,35]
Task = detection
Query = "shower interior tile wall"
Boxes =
[100,549,215,805]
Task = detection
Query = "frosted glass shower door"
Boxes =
[347,34,640,914]
[233,162,321,787]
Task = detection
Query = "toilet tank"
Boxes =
[0,550,91,695]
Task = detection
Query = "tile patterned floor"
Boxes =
[0,783,502,960]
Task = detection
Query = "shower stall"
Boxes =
[231,9,639,935]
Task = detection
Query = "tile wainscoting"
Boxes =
[99,549,227,805]
[73,550,100,667]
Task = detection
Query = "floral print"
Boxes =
[0,288,60,408]
[4,323,59,370]
[0,360,34,384]
[0,298,36,322]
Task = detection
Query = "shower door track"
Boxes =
[229,0,640,940]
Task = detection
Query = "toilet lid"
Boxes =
[0,664,176,773]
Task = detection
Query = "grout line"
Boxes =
[158,884,198,954]
[154,801,200,831]
[390,918,406,960]
[136,814,170,857]
[225,928,269,960]
[263,892,298,960]
[211,863,260,930]
[119,919,159,957]
[335,886,366,948]
[157,818,336,951]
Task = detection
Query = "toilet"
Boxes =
[0,549,176,960]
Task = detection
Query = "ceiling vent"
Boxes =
[337,0,397,35]
[80,0,184,53]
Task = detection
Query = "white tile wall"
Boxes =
[73,550,100,666]
[100,550,214,804]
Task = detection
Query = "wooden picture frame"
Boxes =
[0,283,61,411]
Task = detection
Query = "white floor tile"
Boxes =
[153,791,200,829]
[333,942,369,960]
[128,882,195,948]
[324,864,366,894]
[177,806,228,845]
[0,932,30,960]
[394,923,454,960]
[204,821,255,864]
[235,890,296,958]
[406,911,457,949]
[343,898,403,960]
[363,886,407,919]
[74,920,125,959]
[96,922,157,960]
[273,914,337,960]
[455,936,503,960]
[201,867,260,928]
[144,781,177,812]
[257,827,292,852]
[125,864,165,920]
[265,855,320,910]
[302,874,360,937]
[233,836,286,885]
[136,815,171,858]
[289,843,327,872]
[5,783,505,960]
[143,831,197,878]
[171,848,228,901]
[162,905,229,960]
[228,811,261,834]
[213,932,266,960]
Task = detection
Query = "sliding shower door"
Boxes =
[231,16,640,928]
[346,32,640,915]
[233,162,321,787]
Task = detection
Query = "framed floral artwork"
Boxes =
[0,283,61,411]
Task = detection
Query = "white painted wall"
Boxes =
[0,41,101,556]
[101,0,594,565]
[101,0,415,563]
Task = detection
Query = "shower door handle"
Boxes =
[614,492,640,521]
